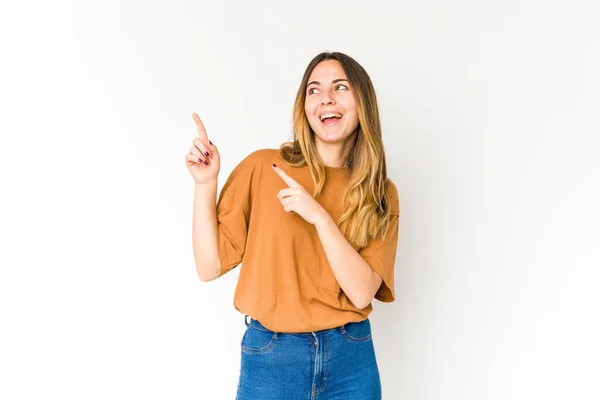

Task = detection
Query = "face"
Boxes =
[304,60,359,146]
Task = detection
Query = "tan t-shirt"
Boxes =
[215,148,400,333]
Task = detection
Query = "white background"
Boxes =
[1,0,599,399]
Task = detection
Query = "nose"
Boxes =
[320,89,335,106]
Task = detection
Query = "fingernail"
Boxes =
[204,151,209,156]
[198,158,202,163]
[209,140,213,145]
[204,160,209,165]
[272,163,277,168]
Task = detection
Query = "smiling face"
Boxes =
[304,60,360,149]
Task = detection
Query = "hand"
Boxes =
[272,164,330,226]
[185,113,221,185]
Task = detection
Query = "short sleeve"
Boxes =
[216,193,249,276]
[215,154,256,276]
[359,181,400,302]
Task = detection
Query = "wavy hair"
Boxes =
[279,51,393,249]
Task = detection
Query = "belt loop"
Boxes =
[244,315,250,327]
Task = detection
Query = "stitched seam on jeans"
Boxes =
[314,333,329,395]
[342,332,372,343]
[241,336,276,354]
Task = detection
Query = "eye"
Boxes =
[307,87,319,95]
[335,84,348,91]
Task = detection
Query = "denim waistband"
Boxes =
[244,314,368,335]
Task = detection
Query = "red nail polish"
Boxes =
[198,158,202,163]
[209,141,213,145]
[272,163,277,168]
[204,151,209,156]
[204,160,209,165]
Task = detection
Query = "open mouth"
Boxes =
[319,112,343,127]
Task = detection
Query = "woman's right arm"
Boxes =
[186,113,222,281]
[192,180,221,281]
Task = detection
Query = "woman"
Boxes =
[186,52,400,400]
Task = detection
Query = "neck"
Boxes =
[315,137,355,168]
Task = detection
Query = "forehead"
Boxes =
[307,60,346,82]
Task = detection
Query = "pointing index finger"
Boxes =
[192,113,209,143]
[272,164,299,188]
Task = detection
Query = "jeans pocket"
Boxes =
[340,319,373,343]
[241,326,278,354]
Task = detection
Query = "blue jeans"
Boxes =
[236,315,382,400]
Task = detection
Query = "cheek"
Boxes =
[344,111,360,133]
[341,96,357,111]
[348,114,359,131]
[304,113,318,132]
[343,100,359,126]
[304,104,314,121]
[304,104,320,128]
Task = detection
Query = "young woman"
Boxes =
[186,52,400,400]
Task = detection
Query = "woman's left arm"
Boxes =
[272,164,383,309]
[314,215,383,309]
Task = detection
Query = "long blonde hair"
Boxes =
[280,52,393,249]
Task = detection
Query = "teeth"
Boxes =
[320,112,342,121]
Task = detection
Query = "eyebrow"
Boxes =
[306,78,348,87]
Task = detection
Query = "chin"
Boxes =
[314,132,350,144]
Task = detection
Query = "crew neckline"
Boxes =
[324,165,348,176]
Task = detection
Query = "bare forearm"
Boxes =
[192,180,220,281]
[314,214,379,309]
